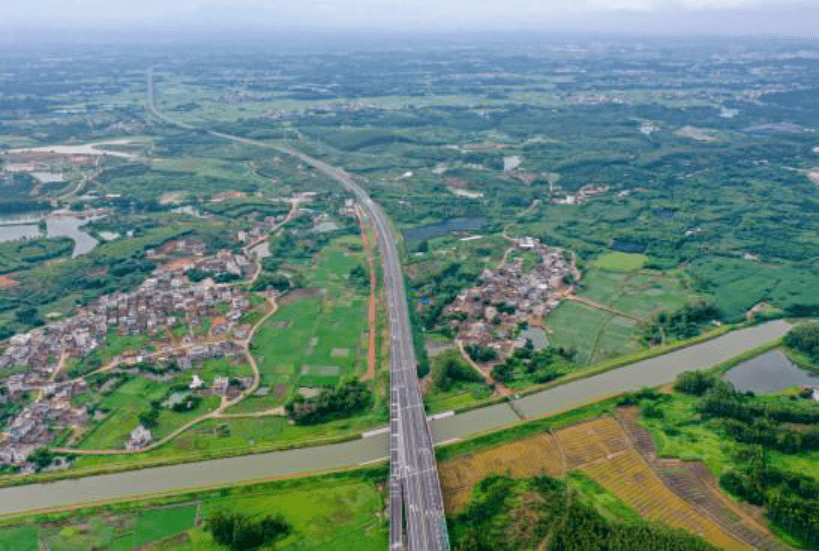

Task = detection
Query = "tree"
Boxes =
[673,371,718,396]
[348,264,369,289]
[15,307,44,327]
[27,447,53,471]
[433,355,483,391]
[785,322,819,361]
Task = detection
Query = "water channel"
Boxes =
[0,320,792,515]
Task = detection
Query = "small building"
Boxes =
[213,376,230,395]
[126,425,152,450]
[190,374,204,390]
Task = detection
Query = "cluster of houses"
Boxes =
[443,237,577,352]
[0,380,88,467]
[553,184,611,205]
[0,272,250,379]
[120,341,245,374]
[0,244,258,468]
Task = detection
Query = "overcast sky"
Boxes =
[4,0,819,37]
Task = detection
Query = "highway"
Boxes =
[147,68,449,550]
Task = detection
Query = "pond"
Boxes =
[0,224,42,243]
[610,239,647,253]
[46,216,100,257]
[403,217,488,242]
[0,213,101,256]
[723,350,819,394]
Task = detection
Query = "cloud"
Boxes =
[3,0,819,35]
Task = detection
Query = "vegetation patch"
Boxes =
[593,252,648,272]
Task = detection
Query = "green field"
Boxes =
[547,302,634,365]
[75,376,223,450]
[0,474,386,551]
[594,252,649,272]
[546,267,698,365]
[242,236,371,411]
[69,412,382,473]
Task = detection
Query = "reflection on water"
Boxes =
[723,350,819,394]
[520,327,549,350]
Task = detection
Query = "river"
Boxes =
[0,320,791,515]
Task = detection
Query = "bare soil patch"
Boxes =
[278,287,319,305]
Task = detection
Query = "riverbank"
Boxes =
[0,319,792,515]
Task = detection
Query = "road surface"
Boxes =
[148,67,449,550]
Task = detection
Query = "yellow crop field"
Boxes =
[581,450,750,551]
[554,416,630,468]
[439,414,767,550]
[439,432,564,512]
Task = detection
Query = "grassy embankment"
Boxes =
[0,469,389,551]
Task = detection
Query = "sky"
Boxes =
[3,0,819,37]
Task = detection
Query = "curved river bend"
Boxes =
[0,320,791,515]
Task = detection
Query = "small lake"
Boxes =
[46,216,100,257]
[0,213,100,256]
[403,217,488,242]
[611,239,647,253]
[0,224,42,243]
[723,350,819,394]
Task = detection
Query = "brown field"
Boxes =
[439,432,564,511]
[0,275,18,288]
[440,412,787,551]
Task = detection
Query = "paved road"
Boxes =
[0,320,792,516]
[148,68,449,550]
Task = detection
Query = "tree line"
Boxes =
[284,379,372,425]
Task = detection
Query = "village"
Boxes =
[442,237,579,355]
[0,240,260,469]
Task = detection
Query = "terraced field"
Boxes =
[438,432,564,511]
[439,414,788,551]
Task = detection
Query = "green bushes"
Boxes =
[643,302,722,344]
[785,322,819,362]
[432,353,483,392]
[719,448,819,548]
[464,344,498,363]
[451,474,719,551]
[348,264,369,289]
[284,379,372,425]
[673,371,719,396]
[208,510,290,551]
